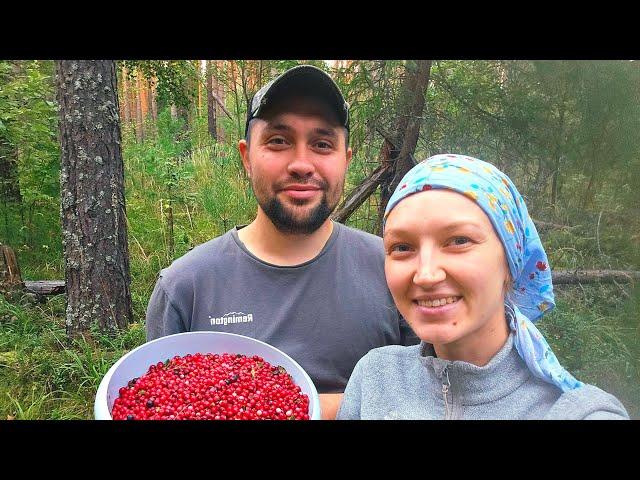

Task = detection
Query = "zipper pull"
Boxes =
[441,366,451,419]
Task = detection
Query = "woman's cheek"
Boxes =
[385,260,413,296]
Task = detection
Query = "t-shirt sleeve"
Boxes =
[336,356,366,420]
[145,275,186,341]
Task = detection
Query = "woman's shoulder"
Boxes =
[365,343,423,360]
[545,384,630,420]
[353,344,423,373]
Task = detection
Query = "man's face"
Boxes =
[238,96,352,234]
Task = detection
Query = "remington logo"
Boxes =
[209,312,254,326]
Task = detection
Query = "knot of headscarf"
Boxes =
[384,154,583,392]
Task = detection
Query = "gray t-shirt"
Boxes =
[146,221,418,393]
[336,333,630,420]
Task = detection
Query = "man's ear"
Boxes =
[238,139,251,178]
[345,147,353,169]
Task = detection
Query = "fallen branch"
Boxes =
[24,280,66,295]
[552,269,640,285]
[532,219,579,231]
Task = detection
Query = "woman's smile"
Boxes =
[414,295,462,315]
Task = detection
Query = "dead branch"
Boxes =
[332,162,393,224]
[552,269,640,285]
[24,280,66,295]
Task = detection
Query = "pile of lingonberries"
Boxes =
[111,353,310,420]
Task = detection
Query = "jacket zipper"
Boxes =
[442,366,451,419]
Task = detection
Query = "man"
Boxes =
[146,64,418,419]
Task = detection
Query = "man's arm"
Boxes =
[319,393,343,420]
[146,275,186,341]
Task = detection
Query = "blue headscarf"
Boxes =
[384,154,584,392]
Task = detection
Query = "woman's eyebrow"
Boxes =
[440,221,486,233]
[384,220,487,238]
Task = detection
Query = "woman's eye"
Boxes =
[389,244,412,254]
[449,236,471,247]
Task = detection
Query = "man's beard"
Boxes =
[253,177,341,235]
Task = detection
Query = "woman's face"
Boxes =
[384,189,510,362]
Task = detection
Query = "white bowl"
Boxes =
[95,331,321,420]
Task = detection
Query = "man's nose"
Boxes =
[287,145,315,178]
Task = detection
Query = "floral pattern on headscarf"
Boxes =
[384,154,584,392]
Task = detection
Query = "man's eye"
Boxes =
[315,140,333,149]
[268,137,287,145]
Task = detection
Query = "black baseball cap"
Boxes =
[244,65,349,137]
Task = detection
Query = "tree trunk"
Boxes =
[582,158,598,209]
[551,155,561,207]
[120,66,131,124]
[144,77,156,139]
[198,61,203,116]
[216,61,226,142]
[0,243,23,289]
[0,135,22,203]
[551,99,566,208]
[229,61,242,138]
[127,70,136,129]
[150,77,158,121]
[135,72,145,142]
[55,60,133,336]
[377,60,432,234]
[206,60,218,142]
[143,77,151,120]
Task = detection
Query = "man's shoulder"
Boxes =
[160,230,236,281]
[334,222,383,249]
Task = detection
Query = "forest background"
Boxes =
[0,59,638,419]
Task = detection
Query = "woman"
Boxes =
[337,154,629,420]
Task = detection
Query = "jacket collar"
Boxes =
[418,333,532,405]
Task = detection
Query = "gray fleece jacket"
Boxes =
[336,333,629,420]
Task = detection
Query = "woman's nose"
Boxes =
[413,251,446,286]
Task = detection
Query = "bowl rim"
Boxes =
[94,331,321,420]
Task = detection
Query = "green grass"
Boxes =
[0,293,147,420]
